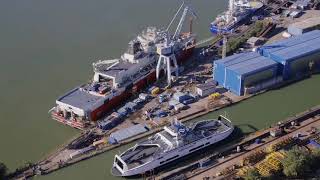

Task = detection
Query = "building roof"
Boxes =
[261,30,320,63]
[110,124,148,142]
[227,55,278,76]
[57,87,103,111]
[96,61,133,78]
[197,81,217,91]
[247,37,260,44]
[261,30,320,53]
[214,52,261,67]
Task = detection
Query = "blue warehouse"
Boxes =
[213,52,279,96]
[213,30,320,96]
[259,30,320,80]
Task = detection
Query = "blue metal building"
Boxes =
[260,30,320,79]
[213,52,279,95]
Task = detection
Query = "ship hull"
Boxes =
[90,47,193,120]
[51,47,194,129]
[112,125,233,176]
[210,3,263,34]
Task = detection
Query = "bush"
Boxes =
[223,20,268,55]
[243,168,262,180]
[282,147,313,177]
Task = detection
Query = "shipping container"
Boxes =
[196,81,217,97]
[182,98,194,105]
[139,93,150,101]
[173,92,192,103]
[174,103,187,111]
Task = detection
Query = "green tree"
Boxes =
[282,147,312,177]
[0,162,7,179]
[243,168,262,180]
[309,148,320,169]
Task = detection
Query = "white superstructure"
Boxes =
[211,0,263,30]
[111,116,234,176]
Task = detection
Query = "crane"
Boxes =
[166,0,198,40]
[156,1,197,86]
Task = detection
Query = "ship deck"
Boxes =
[120,144,161,169]
[118,119,232,170]
[57,87,104,111]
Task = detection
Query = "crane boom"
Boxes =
[166,1,185,32]
[173,6,189,39]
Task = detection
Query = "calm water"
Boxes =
[0,0,320,180]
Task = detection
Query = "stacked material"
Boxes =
[256,151,286,176]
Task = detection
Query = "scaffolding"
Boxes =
[255,151,287,177]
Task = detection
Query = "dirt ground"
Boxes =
[266,10,320,44]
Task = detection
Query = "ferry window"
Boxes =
[116,158,124,169]
[189,144,204,152]
[166,155,180,162]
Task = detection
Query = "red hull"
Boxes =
[90,91,131,121]
[52,112,86,130]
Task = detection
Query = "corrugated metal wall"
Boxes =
[213,53,278,96]
[260,30,320,79]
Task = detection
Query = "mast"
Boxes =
[227,0,235,24]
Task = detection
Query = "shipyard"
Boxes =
[2,0,320,180]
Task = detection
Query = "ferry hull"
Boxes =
[112,125,233,176]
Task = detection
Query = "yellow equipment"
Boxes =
[255,151,286,177]
[151,87,160,95]
[209,92,221,100]
[93,137,107,147]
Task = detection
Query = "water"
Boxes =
[0,0,226,179]
[0,0,320,180]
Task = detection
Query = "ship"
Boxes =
[111,115,234,176]
[50,3,196,130]
[210,0,263,33]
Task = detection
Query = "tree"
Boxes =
[282,147,312,177]
[243,168,262,180]
[0,162,7,179]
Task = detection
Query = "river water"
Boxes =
[0,0,319,180]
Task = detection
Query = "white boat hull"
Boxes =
[112,126,233,176]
